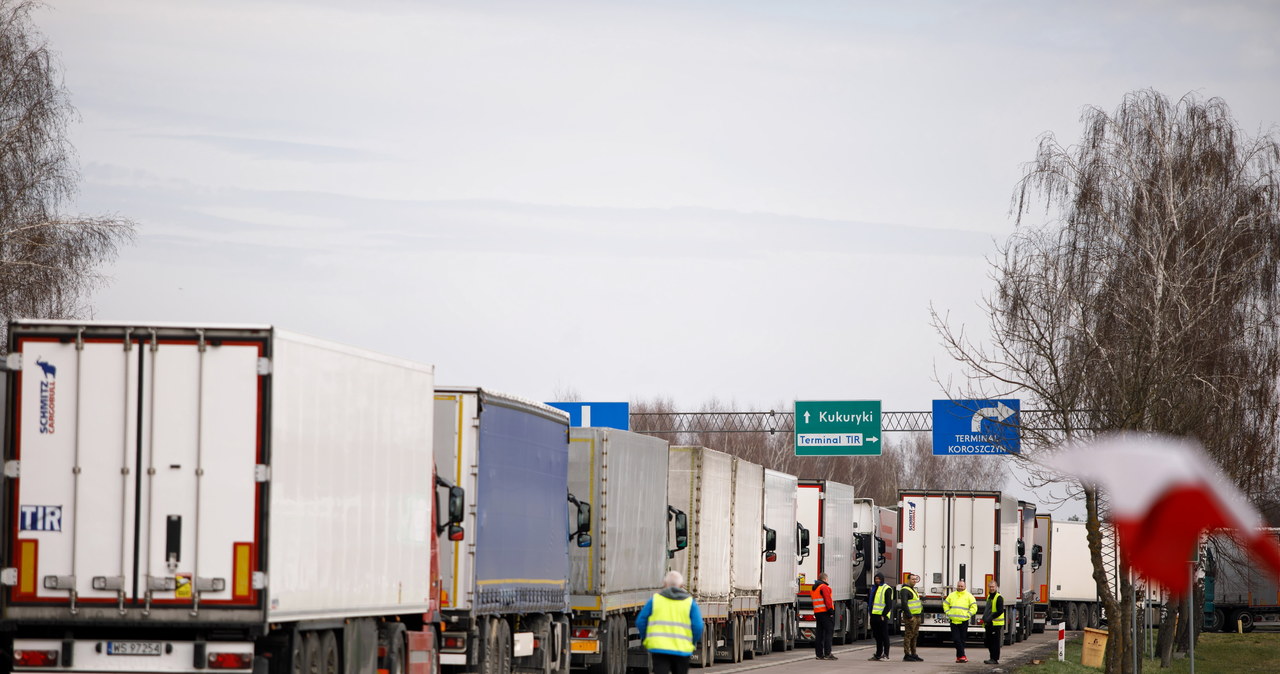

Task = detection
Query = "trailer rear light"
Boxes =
[14,650,59,667]
[441,636,466,650]
[799,614,814,621]
[208,652,254,669]
[571,628,596,639]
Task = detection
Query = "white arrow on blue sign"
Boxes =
[932,399,1021,455]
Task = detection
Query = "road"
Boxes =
[706,630,1068,674]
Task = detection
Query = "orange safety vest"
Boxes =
[810,583,832,613]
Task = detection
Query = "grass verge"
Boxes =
[1013,631,1280,673]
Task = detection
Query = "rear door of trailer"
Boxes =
[7,325,264,618]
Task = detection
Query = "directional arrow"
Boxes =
[866,437,879,444]
[804,411,811,423]
[971,402,1016,432]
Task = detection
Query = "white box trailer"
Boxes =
[666,446,733,667]
[897,490,1022,644]
[727,457,764,663]
[1046,520,1104,631]
[2,320,456,674]
[758,469,799,655]
[795,480,856,645]
[567,428,671,674]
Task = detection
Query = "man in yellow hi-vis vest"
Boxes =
[637,571,704,674]
[899,573,924,662]
[983,580,1006,665]
[868,573,895,660]
[942,580,977,663]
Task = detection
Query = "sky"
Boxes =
[33,0,1280,513]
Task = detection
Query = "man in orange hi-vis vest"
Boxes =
[810,572,836,660]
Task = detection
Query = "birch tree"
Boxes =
[0,0,133,345]
[934,90,1280,672]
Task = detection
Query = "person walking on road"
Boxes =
[943,580,978,663]
[868,573,895,661]
[637,570,704,674]
[983,580,1005,665]
[810,572,837,660]
[899,573,924,662]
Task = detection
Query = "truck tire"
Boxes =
[610,615,628,674]
[1231,609,1256,633]
[552,616,571,674]
[1089,604,1100,629]
[318,631,340,674]
[1066,603,1079,631]
[1206,608,1225,633]
[302,633,321,674]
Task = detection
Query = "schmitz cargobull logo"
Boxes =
[36,357,57,434]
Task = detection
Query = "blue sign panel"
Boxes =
[932,399,1020,455]
[546,402,630,430]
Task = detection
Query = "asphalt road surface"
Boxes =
[701,629,1069,674]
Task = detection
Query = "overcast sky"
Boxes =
[35,1,1280,511]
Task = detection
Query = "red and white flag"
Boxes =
[1046,433,1280,593]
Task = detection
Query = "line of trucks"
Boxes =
[1,321,1130,674]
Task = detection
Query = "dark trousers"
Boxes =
[650,652,690,674]
[984,624,1002,662]
[814,612,834,657]
[870,614,890,657]
[951,622,968,657]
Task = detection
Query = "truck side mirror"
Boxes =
[1017,538,1026,556]
[668,506,688,558]
[852,533,866,566]
[763,526,777,554]
[449,486,465,526]
[567,493,592,546]
[875,536,887,569]
[765,551,777,563]
[1031,544,1043,572]
[797,524,810,560]
[448,524,464,542]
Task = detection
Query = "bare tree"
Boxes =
[935,90,1280,672]
[0,0,133,346]
[893,432,1007,491]
[630,396,910,506]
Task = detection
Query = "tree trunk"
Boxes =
[1157,599,1180,667]
[1121,573,1138,673]
[1083,487,1125,674]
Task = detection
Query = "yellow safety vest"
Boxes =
[871,584,892,616]
[988,592,1005,627]
[943,590,977,624]
[643,594,695,655]
[901,585,923,615]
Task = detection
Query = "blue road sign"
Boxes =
[546,402,630,430]
[932,399,1021,455]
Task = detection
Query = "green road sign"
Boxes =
[794,400,882,456]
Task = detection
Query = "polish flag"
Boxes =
[1046,433,1280,594]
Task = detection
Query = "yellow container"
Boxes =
[1081,627,1109,668]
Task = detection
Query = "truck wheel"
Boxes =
[1207,608,1225,633]
[302,633,321,674]
[611,616,628,674]
[548,616,569,674]
[1231,610,1256,633]
[1066,603,1079,631]
[319,631,340,674]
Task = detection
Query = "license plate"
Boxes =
[107,642,163,656]
[930,614,950,625]
[570,640,598,653]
